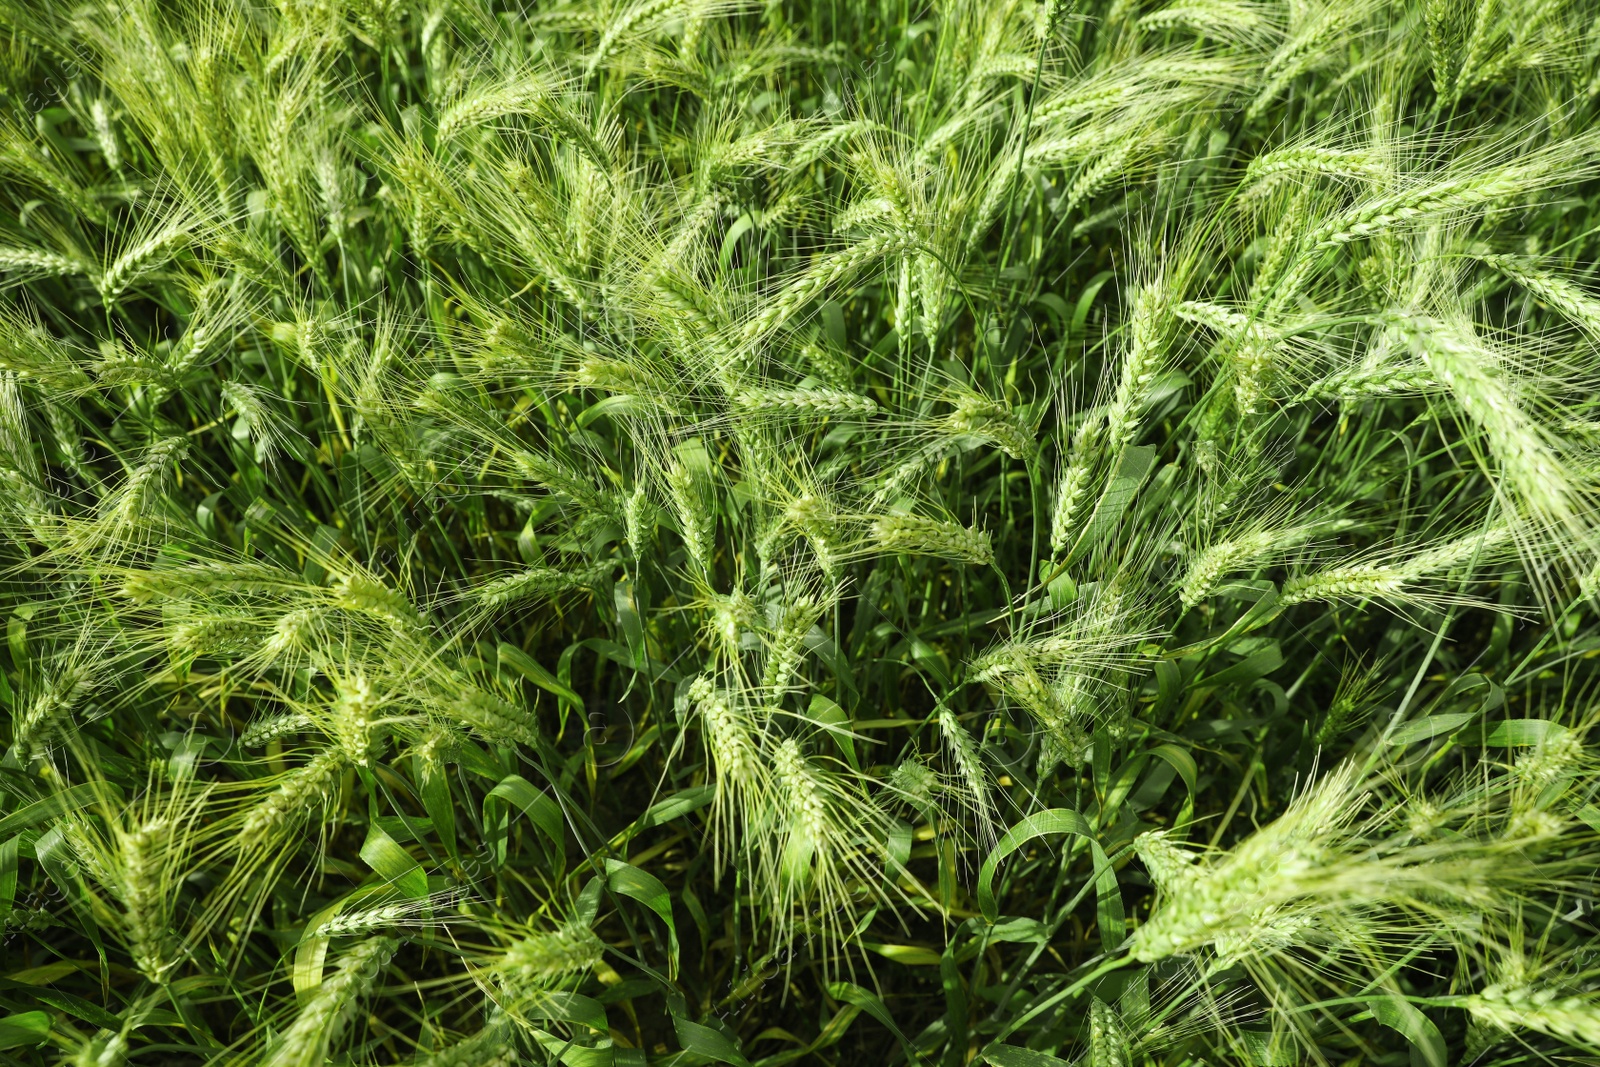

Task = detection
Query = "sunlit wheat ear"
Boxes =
[246,64,343,285]
[313,671,387,768]
[971,588,1157,750]
[161,273,254,377]
[1278,522,1516,609]
[763,736,898,958]
[731,383,878,421]
[236,735,344,825]
[871,438,969,509]
[1133,829,1202,893]
[220,379,298,470]
[1506,721,1592,796]
[0,243,91,289]
[504,446,618,524]
[1102,281,1170,454]
[164,605,262,660]
[614,478,657,557]
[487,920,606,997]
[263,937,397,1067]
[0,104,112,226]
[1173,298,1308,418]
[937,705,997,847]
[690,581,754,667]
[1051,418,1104,557]
[987,575,1155,767]
[463,560,614,617]
[687,676,769,867]
[573,351,685,416]
[666,449,716,575]
[231,745,349,889]
[760,590,827,701]
[1245,0,1382,122]
[240,712,314,749]
[1000,660,1093,774]
[586,0,743,77]
[741,229,922,350]
[95,191,208,303]
[6,655,96,763]
[1380,310,1593,575]
[971,606,1157,683]
[1449,0,1573,100]
[463,918,608,1042]
[870,513,994,566]
[89,435,188,551]
[1137,0,1279,45]
[1045,356,1125,558]
[330,566,431,640]
[1474,251,1600,341]
[1304,133,1600,251]
[1419,0,1462,99]
[1455,981,1600,1054]
[1315,660,1385,745]
[1241,144,1390,202]
[90,0,250,202]
[775,488,850,579]
[1297,359,1439,402]
[1128,751,1594,990]
[1025,53,1250,136]
[409,1021,518,1067]
[432,56,559,143]
[1127,761,1374,964]
[938,385,1038,462]
[114,824,183,985]
[116,558,309,604]
[64,771,209,985]
[885,757,943,823]
[93,334,180,393]
[0,305,92,389]
[425,668,542,750]
[970,123,1102,252]
[1086,995,1132,1067]
[1176,512,1342,608]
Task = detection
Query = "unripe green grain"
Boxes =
[871,514,993,565]
[264,937,396,1067]
[240,747,349,840]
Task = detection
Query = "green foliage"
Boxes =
[0,0,1599,1064]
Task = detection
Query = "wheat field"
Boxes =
[0,0,1598,1064]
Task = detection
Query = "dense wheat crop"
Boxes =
[1,0,1599,1063]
